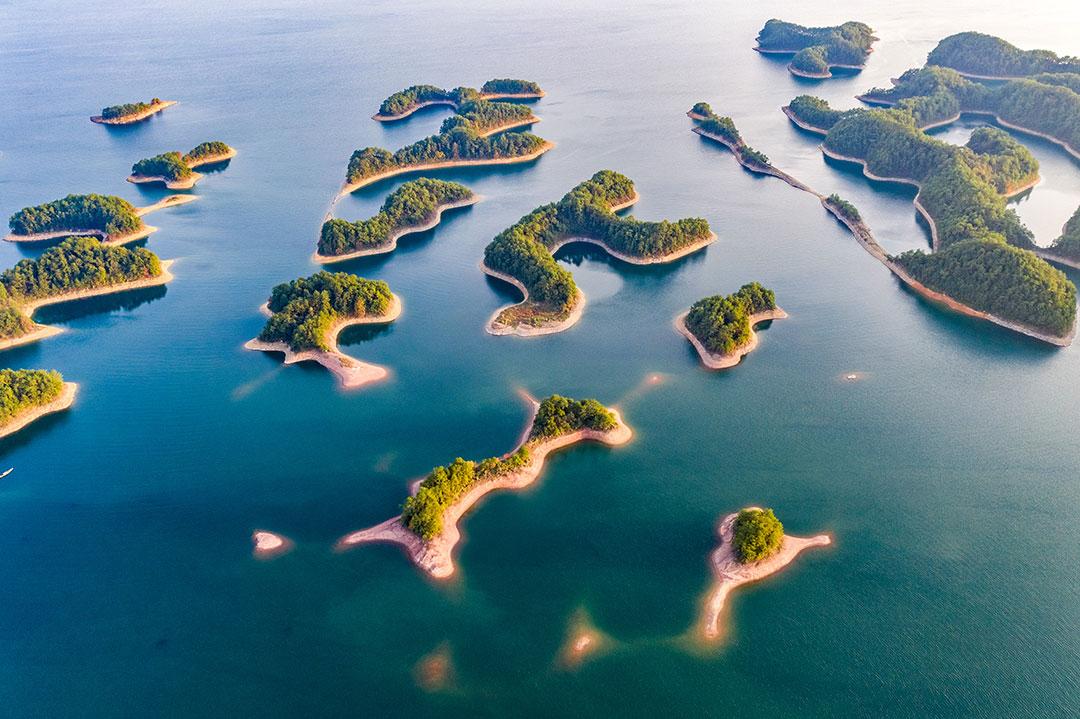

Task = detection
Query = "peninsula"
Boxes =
[0,370,77,440]
[700,507,830,640]
[373,79,544,121]
[483,170,714,336]
[317,178,476,262]
[128,141,236,189]
[676,283,787,369]
[91,98,175,124]
[244,271,401,389]
[927,32,1080,80]
[755,19,876,78]
[0,238,172,351]
[6,193,197,245]
[336,394,632,578]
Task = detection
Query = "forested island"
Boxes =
[129,141,235,189]
[482,170,713,335]
[676,283,787,369]
[700,507,830,640]
[784,95,1076,344]
[373,79,544,120]
[7,194,146,243]
[0,369,78,439]
[927,32,1080,80]
[317,179,477,262]
[336,394,632,579]
[91,98,176,124]
[755,19,876,78]
[0,237,170,350]
[244,271,401,389]
[1039,207,1080,269]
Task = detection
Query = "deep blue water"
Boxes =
[1,1,1079,716]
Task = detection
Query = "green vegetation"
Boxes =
[826,193,861,222]
[131,152,191,181]
[183,141,232,164]
[319,179,473,256]
[100,98,163,120]
[689,105,771,167]
[731,508,784,563]
[757,19,876,76]
[689,102,713,117]
[257,272,394,352]
[927,32,1080,78]
[1049,206,1080,261]
[401,395,616,539]
[480,79,542,95]
[483,170,711,328]
[8,194,143,238]
[684,283,778,356]
[0,369,64,426]
[376,79,542,117]
[0,286,34,340]
[786,95,859,131]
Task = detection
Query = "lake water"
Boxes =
[1,1,1079,716]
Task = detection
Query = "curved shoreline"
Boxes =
[674,308,788,370]
[335,401,632,579]
[753,45,870,78]
[243,294,402,390]
[0,382,78,440]
[185,148,238,169]
[4,195,199,246]
[371,91,545,122]
[700,508,831,641]
[128,172,203,190]
[313,196,481,264]
[252,530,293,559]
[90,100,176,125]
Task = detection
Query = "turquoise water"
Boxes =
[2,1,1079,716]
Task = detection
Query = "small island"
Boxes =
[755,19,876,78]
[0,369,78,439]
[0,237,172,352]
[483,170,714,336]
[6,193,198,245]
[700,507,830,641]
[373,79,544,121]
[927,32,1080,80]
[91,98,176,125]
[252,530,293,560]
[244,271,401,389]
[128,141,236,190]
[336,394,632,579]
[317,178,477,263]
[676,283,787,369]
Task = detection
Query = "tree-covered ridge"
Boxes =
[927,32,1080,78]
[0,237,162,305]
[1050,206,1080,261]
[376,78,543,117]
[183,141,233,164]
[131,152,191,181]
[690,105,771,167]
[826,194,861,222]
[0,369,64,426]
[257,271,394,352]
[732,508,784,563]
[481,79,543,95]
[8,194,143,238]
[401,395,616,539]
[483,170,711,327]
[319,178,474,256]
[756,19,876,76]
[1032,73,1080,95]
[100,98,163,120]
[685,283,778,356]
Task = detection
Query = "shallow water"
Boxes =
[1,1,1079,716]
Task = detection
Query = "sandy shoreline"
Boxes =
[700,508,831,641]
[21,260,175,316]
[372,91,545,122]
[244,294,402,389]
[692,125,820,195]
[753,45,870,78]
[336,401,632,579]
[0,323,65,353]
[90,100,176,125]
[675,308,788,370]
[128,172,203,190]
[1033,248,1080,271]
[780,105,829,136]
[0,382,78,439]
[185,148,237,168]
[314,196,480,264]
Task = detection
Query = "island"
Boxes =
[336,394,632,578]
[317,178,477,263]
[927,32,1080,80]
[373,79,544,121]
[699,507,830,641]
[482,170,714,336]
[244,271,401,389]
[6,193,198,245]
[128,141,236,190]
[251,530,293,559]
[676,283,787,369]
[0,369,78,439]
[91,98,176,124]
[0,237,172,352]
[755,19,877,78]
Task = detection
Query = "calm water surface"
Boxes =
[1,1,1079,716]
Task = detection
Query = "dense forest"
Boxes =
[9,194,143,237]
[480,79,543,95]
[684,283,778,356]
[1050,206,1080,261]
[401,395,616,539]
[732,508,784,563]
[0,369,64,426]
[257,272,394,352]
[0,286,35,340]
[377,78,543,116]
[690,105,771,167]
[757,19,876,75]
[131,152,191,181]
[927,32,1080,78]
[183,141,233,164]
[483,171,711,327]
[826,194,862,222]
[319,178,473,256]
[99,98,162,120]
